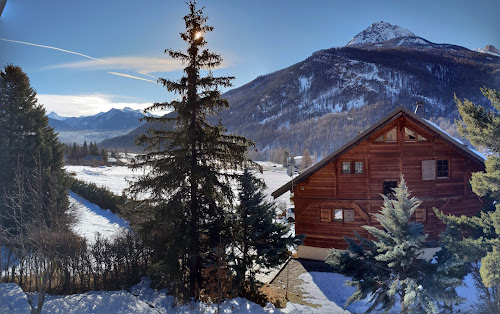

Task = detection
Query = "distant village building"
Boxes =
[272,107,485,261]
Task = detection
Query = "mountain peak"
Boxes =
[346,21,415,47]
[47,111,68,121]
[474,45,500,57]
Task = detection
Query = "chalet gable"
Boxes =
[272,106,485,199]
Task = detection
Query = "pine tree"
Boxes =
[436,88,500,312]
[327,176,459,313]
[229,169,302,295]
[128,1,254,299]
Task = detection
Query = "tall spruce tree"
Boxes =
[0,65,68,229]
[327,176,461,313]
[230,169,303,295]
[128,1,254,299]
[435,88,500,312]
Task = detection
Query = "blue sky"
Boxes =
[1,0,499,116]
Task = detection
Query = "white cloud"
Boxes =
[48,56,185,74]
[48,55,233,75]
[37,93,171,117]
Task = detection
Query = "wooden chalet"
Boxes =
[272,107,485,260]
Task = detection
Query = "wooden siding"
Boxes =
[293,116,485,250]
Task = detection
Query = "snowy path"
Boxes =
[68,191,129,243]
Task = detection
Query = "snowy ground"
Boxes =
[65,165,139,195]
[65,161,293,207]
[0,163,479,312]
[0,270,482,313]
[68,191,130,243]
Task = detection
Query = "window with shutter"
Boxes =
[344,209,355,222]
[320,208,331,222]
[415,208,427,222]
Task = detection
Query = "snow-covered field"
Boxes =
[66,165,139,195]
[68,191,130,243]
[66,161,293,209]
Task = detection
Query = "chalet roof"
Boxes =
[272,106,486,199]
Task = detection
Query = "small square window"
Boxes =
[334,209,343,222]
[383,181,397,196]
[342,162,351,174]
[344,209,355,222]
[354,161,363,174]
[320,208,331,222]
[437,160,449,178]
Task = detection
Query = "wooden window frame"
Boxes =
[341,161,351,174]
[320,208,331,223]
[404,127,429,142]
[341,161,364,175]
[344,209,355,223]
[374,127,398,143]
[383,181,398,196]
[415,207,427,223]
[437,159,449,178]
[354,161,364,174]
[334,209,343,222]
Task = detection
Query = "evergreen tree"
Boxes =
[128,1,254,299]
[81,140,88,157]
[71,142,79,160]
[0,65,68,219]
[299,149,313,171]
[436,88,500,312]
[89,141,99,156]
[100,148,108,161]
[327,176,459,313]
[0,65,69,281]
[229,169,302,295]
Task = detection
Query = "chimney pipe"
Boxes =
[415,102,424,115]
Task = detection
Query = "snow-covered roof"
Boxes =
[424,118,486,161]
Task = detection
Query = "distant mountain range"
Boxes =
[61,21,500,156]
[48,107,154,144]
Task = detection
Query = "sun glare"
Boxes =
[194,31,203,40]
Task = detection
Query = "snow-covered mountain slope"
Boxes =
[474,44,500,57]
[99,22,499,156]
[217,22,500,155]
[346,21,414,47]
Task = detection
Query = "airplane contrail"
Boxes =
[0,38,159,83]
[108,72,157,83]
[0,38,111,63]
